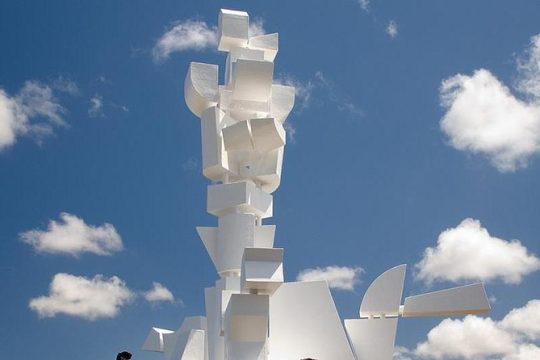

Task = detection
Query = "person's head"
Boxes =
[116,351,132,360]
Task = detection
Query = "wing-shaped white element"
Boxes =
[270,84,295,123]
[268,281,356,360]
[401,283,490,317]
[248,33,279,62]
[207,181,273,218]
[142,327,174,352]
[218,9,249,52]
[360,264,406,318]
[344,318,398,360]
[185,63,218,117]
[241,247,284,295]
[250,118,286,152]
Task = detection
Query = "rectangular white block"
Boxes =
[222,120,254,151]
[241,248,284,295]
[402,283,490,317]
[254,225,275,248]
[218,9,249,52]
[225,293,269,342]
[226,48,265,85]
[201,107,230,181]
[232,59,274,102]
[207,181,273,218]
[250,118,286,152]
[270,84,295,123]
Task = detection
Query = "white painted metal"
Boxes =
[360,264,406,318]
[268,281,356,360]
[145,8,491,360]
[402,283,490,317]
[345,318,398,360]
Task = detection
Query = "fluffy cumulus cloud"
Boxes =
[440,34,540,172]
[143,282,175,303]
[411,300,540,360]
[152,17,266,62]
[29,273,134,320]
[415,218,540,285]
[0,81,67,151]
[297,265,364,291]
[20,212,123,257]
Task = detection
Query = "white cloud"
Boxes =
[296,265,364,291]
[516,34,540,101]
[358,0,370,11]
[152,20,217,62]
[152,17,266,62]
[501,300,540,340]
[440,34,540,172]
[143,282,175,303]
[386,20,398,38]
[29,273,134,320]
[0,81,67,151]
[416,315,517,359]
[248,18,266,37]
[415,218,540,285]
[52,76,79,96]
[88,94,104,118]
[277,75,315,110]
[413,300,540,360]
[20,212,123,257]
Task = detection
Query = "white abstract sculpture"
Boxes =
[143,9,490,360]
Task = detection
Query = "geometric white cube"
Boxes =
[207,181,273,218]
[250,118,286,152]
[241,247,284,295]
[218,9,249,52]
[232,59,274,102]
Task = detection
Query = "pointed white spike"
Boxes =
[196,227,218,270]
[402,283,490,317]
[360,264,406,318]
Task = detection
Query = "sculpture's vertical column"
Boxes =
[185,9,295,360]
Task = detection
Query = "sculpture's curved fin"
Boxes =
[360,264,406,318]
[185,62,218,117]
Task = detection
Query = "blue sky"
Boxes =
[1,1,540,359]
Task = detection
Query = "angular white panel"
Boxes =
[344,318,398,360]
[201,107,230,181]
[254,225,275,248]
[226,293,269,342]
[250,118,286,152]
[222,120,254,151]
[207,181,273,218]
[270,84,295,123]
[248,33,278,61]
[360,264,406,318]
[196,227,218,271]
[217,213,256,274]
[218,9,249,52]
[185,62,218,117]
[241,248,284,295]
[232,59,274,102]
[142,327,174,352]
[268,281,355,360]
[402,283,490,317]
[164,329,205,360]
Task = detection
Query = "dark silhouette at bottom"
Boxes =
[116,351,132,360]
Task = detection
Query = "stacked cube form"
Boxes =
[143,9,491,360]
